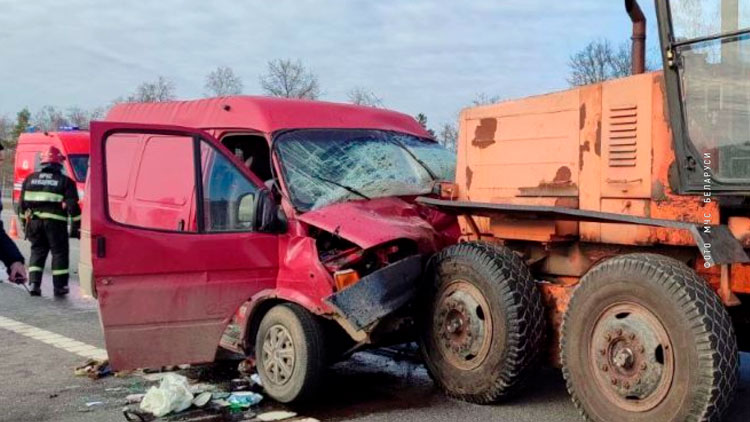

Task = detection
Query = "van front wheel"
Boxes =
[255,303,325,403]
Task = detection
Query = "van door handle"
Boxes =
[96,236,106,258]
[177,219,186,231]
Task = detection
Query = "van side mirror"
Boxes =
[253,188,286,233]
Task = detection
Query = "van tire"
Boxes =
[419,242,545,404]
[255,303,325,403]
[561,253,738,422]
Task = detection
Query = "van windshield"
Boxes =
[68,154,89,182]
[275,129,455,212]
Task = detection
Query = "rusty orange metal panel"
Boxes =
[649,74,718,247]
[458,90,580,202]
[729,217,750,248]
[729,264,750,294]
[578,85,604,242]
[600,73,653,199]
[599,199,652,245]
[489,219,563,243]
[539,282,575,368]
[695,260,750,294]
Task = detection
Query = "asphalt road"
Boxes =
[0,208,749,422]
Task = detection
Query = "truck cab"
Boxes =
[81,96,458,402]
[13,129,89,213]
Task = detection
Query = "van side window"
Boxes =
[201,142,258,232]
[106,134,197,232]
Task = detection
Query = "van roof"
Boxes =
[105,96,431,138]
[18,131,90,154]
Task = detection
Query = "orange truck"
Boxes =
[415,1,750,421]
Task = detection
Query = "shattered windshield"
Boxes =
[275,129,456,211]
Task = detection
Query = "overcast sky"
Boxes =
[0,0,660,128]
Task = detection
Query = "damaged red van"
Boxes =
[81,96,458,402]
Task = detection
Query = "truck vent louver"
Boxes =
[607,104,638,168]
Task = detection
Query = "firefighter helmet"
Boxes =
[41,146,65,164]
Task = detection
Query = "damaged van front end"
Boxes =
[84,98,458,403]
[224,128,459,353]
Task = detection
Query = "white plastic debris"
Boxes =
[125,393,145,404]
[139,373,194,417]
[192,392,212,407]
[257,410,298,421]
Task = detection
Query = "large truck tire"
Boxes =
[255,303,325,403]
[419,242,545,404]
[561,253,738,422]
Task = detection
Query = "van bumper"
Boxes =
[323,255,423,331]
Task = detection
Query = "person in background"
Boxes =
[18,146,80,297]
[0,227,27,285]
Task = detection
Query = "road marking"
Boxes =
[0,315,108,361]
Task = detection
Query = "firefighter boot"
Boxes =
[29,283,41,296]
[53,286,69,297]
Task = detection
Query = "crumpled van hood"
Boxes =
[297,197,445,251]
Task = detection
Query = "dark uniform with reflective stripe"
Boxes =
[19,163,81,293]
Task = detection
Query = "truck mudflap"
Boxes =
[324,255,423,331]
[416,197,750,266]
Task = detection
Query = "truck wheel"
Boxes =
[562,253,738,422]
[255,303,325,403]
[419,242,545,403]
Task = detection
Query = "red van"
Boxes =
[13,129,89,213]
[81,96,458,403]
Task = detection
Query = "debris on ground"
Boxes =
[140,373,194,417]
[192,392,212,408]
[85,401,105,407]
[125,393,146,404]
[113,363,273,421]
[256,410,298,421]
[229,378,251,392]
[74,359,113,379]
[122,407,155,422]
[227,391,263,410]
[237,358,255,376]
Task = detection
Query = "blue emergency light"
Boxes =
[59,126,80,131]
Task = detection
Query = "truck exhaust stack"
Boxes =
[625,0,646,74]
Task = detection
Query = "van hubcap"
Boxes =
[262,325,295,386]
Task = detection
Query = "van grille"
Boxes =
[607,104,638,168]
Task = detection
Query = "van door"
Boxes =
[84,122,279,370]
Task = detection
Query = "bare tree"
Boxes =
[66,106,106,129]
[437,123,458,151]
[567,39,658,86]
[415,113,436,137]
[33,105,69,132]
[126,76,177,103]
[204,66,244,97]
[471,93,501,106]
[568,39,617,86]
[347,87,383,107]
[259,59,321,99]
[0,115,11,144]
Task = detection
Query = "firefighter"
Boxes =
[19,146,81,296]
